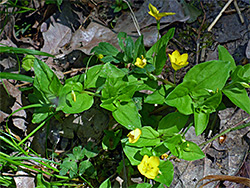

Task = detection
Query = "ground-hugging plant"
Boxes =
[1,3,250,188]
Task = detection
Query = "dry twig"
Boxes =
[207,0,234,32]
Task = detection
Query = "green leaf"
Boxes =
[223,84,250,115]
[114,6,122,13]
[164,134,183,157]
[141,126,159,138]
[129,183,152,188]
[158,112,189,136]
[134,35,146,61]
[84,64,105,89]
[183,60,233,91]
[154,45,167,75]
[121,138,144,165]
[152,142,169,157]
[72,146,85,160]
[112,101,142,129]
[36,174,51,188]
[99,178,112,188]
[100,63,127,79]
[154,160,174,186]
[79,160,96,178]
[102,130,122,150]
[33,59,62,103]
[146,28,175,62]
[165,81,196,115]
[218,45,236,71]
[60,160,77,178]
[194,110,210,135]
[0,46,54,57]
[0,72,33,83]
[144,85,172,104]
[193,91,222,135]
[91,42,119,56]
[22,55,35,71]
[32,104,53,124]
[57,82,93,114]
[101,55,120,63]
[124,36,135,62]
[179,141,205,161]
[181,0,202,23]
[82,142,99,159]
[117,32,127,51]
[166,60,233,115]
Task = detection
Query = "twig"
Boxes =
[233,0,244,24]
[123,0,141,36]
[207,0,234,32]
[63,68,84,75]
[15,82,31,88]
[199,116,250,147]
[196,1,206,64]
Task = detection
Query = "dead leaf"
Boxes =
[196,175,250,188]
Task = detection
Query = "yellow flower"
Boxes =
[135,55,147,68]
[138,155,160,179]
[168,50,189,71]
[127,128,141,143]
[97,54,104,60]
[148,3,175,21]
[160,153,168,160]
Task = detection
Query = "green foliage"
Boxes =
[59,145,98,178]
[111,0,129,13]
[22,55,35,71]
[2,18,250,188]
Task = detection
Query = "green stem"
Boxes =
[199,117,250,147]
[157,20,160,41]
[82,90,101,97]
[153,20,161,67]
[18,113,55,146]
[182,122,193,137]
[157,77,176,87]
[79,175,94,188]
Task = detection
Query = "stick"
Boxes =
[207,0,234,32]
[123,0,141,36]
[233,0,244,24]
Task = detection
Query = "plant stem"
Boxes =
[157,77,176,87]
[199,117,250,147]
[157,20,160,41]
[82,90,101,97]
[79,175,94,188]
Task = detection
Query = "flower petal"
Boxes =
[145,166,159,179]
[172,50,180,58]
[148,3,159,15]
[127,128,141,143]
[179,53,188,65]
[148,156,160,167]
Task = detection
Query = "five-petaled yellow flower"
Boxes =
[148,3,175,21]
[135,55,147,68]
[138,155,160,179]
[168,50,189,71]
[127,128,141,143]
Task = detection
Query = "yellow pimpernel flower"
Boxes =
[138,155,160,179]
[135,55,147,68]
[127,128,141,143]
[168,50,189,71]
[148,3,175,21]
